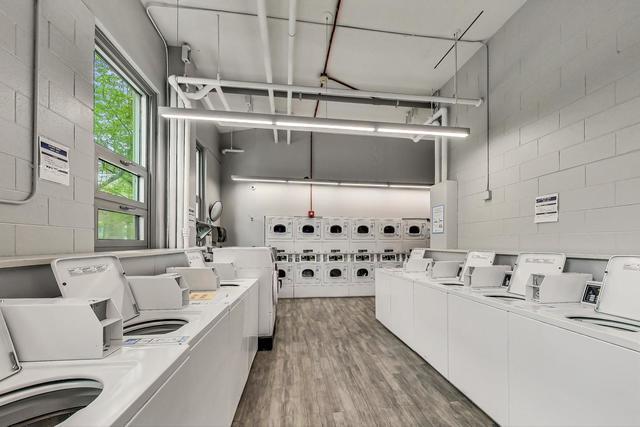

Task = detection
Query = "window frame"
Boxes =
[94,29,156,250]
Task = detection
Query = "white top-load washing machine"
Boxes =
[322,217,350,240]
[210,247,277,349]
[0,300,189,426]
[294,217,322,240]
[471,253,567,305]
[265,216,294,241]
[51,255,204,339]
[427,251,496,288]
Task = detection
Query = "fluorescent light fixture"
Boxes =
[231,175,286,183]
[340,182,389,188]
[288,179,339,186]
[389,184,432,189]
[160,110,273,126]
[230,175,430,189]
[377,127,469,138]
[158,107,471,140]
[276,121,376,132]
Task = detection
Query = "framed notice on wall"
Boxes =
[39,137,70,186]
[432,205,445,234]
[534,193,559,223]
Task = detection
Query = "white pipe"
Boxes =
[174,75,483,107]
[286,0,297,145]
[441,108,448,181]
[256,0,279,143]
[434,136,441,185]
[168,75,192,108]
[413,107,446,142]
[214,86,231,110]
[182,118,191,248]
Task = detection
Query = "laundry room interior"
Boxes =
[0,0,639,426]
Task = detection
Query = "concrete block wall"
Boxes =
[0,0,95,256]
[440,0,640,254]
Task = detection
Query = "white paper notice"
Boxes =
[534,193,559,223]
[39,138,70,186]
[432,205,445,234]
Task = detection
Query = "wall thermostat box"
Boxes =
[0,297,122,361]
[430,261,461,279]
[167,266,222,290]
[525,273,593,303]
[128,273,190,308]
[465,265,511,288]
[582,281,602,305]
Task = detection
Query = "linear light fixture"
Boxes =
[159,108,470,140]
[230,175,431,189]
[275,120,376,133]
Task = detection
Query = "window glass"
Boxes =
[97,210,141,240]
[94,52,142,164]
[97,160,141,201]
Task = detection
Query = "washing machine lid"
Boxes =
[0,311,20,381]
[460,251,496,279]
[185,249,207,267]
[596,256,640,322]
[508,253,566,296]
[51,256,139,322]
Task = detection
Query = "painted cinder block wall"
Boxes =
[440,0,640,254]
[0,0,168,256]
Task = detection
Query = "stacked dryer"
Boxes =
[265,215,430,298]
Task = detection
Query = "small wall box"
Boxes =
[525,273,593,303]
[465,265,511,288]
[166,267,221,291]
[127,273,190,309]
[0,297,122,361]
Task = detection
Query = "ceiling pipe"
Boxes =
[286,0,297,144]
[441,108,449,182]
[314,0,342,118]
[256,0,279,143]
[214,86,231,110]
[174,75,483,107]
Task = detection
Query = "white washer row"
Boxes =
[265,216,430,242]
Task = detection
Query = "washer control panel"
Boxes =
[582,281,602,305]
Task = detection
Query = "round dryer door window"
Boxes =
[273,224,287,234]
[278,269,286,278]
[302,225,315,234]
[408,225,421,234]
[357,225,369,234]
[302,269,315,278]
[357,268,370,277]
[383,225,396,234]
[329,269,342,278]
[330,225,342,234]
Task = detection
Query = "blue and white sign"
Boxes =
[39,137,70,186]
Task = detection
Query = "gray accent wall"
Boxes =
[440,0,640,254]
[220,128,434,246]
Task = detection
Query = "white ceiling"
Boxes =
[143,0,525,126]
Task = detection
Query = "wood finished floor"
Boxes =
[233,297,494,427]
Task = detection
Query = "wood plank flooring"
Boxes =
[233,297,494,426]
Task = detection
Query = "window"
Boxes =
[195,144,205,221]
[94,30,154,249]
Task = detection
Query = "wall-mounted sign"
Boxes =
[432,205,445,234]
[534,193,559,223]
[39,137,70,186]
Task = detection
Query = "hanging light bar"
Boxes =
[159,107,470,140]
[230,175,431,189]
